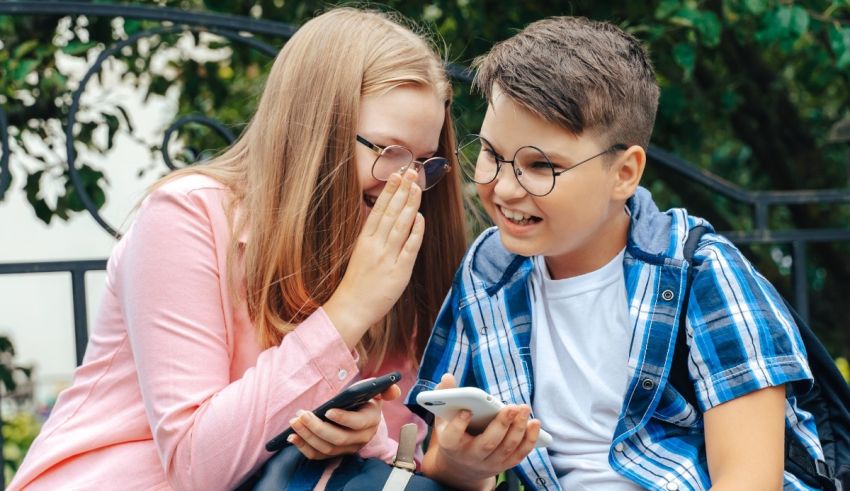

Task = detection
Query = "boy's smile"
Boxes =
[476,85,641,279]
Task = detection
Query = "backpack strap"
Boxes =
[781,300,843,491]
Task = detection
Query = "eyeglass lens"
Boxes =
[457,136,555,196]
[372,145,448,190]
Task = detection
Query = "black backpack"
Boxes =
[671,226,850,490]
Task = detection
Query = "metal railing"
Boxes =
[1,1,849,487]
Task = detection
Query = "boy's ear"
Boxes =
[612,145,646,200]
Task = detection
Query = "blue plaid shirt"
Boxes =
[407,187,823,490]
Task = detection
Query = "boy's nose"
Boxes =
[492,165,528,200]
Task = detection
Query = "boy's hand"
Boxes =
[422,374,541,490]
[287,384,401,460]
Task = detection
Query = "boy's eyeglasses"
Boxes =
[356,135,450,191]
[456,134,628,197]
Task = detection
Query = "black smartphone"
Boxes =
[264,371,402,452]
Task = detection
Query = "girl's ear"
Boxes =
[612,145,646,201]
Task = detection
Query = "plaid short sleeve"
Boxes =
[685,236,813,411]
[404,285,473,425]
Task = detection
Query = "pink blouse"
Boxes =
[9,175,425,490]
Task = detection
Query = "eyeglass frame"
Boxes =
[457,134,629,197]
[355,134,450,191]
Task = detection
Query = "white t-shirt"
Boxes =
[529,250,641,490]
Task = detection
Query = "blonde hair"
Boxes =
[152,8,467,369]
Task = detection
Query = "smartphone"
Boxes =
[265,371,402,452]
[416,387,553,448]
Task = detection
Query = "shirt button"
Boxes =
[614,443,625,452]
[535,477,546,486]
[337,369,348,380]
[666,482,679,491]
[661,289,675,301]
[641,378,655,390]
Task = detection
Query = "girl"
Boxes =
[10,8,467,490]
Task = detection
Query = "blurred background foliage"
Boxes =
[0,335,37,483]
[1,0,850,359]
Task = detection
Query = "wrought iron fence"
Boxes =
[1,1,849,488]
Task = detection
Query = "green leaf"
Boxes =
[64,165,107,212]
[105,113,119,150]
[115,104,135,133]
[670,7,701,28]
[694,11,722,47]
[721,89,741,112]
[124,19,142,35]
[775,5,809,37]
[789,6,809,36]
[655,0,680,20]
[673,43,696,78]
[0,336,14,354]
[12,59,39,81]
[63,181,85,212]
[0,368,16,392]
[77,121,98,145]
[24,171,43,204]
[660,86,687,115]
[33,199,52,224]
[148,75,171,97]
[828,26,850,68]
[12,40,39,59]
[743,0,768,15]
[78,164,106,187]
[90,185,107,209]
[62,41,96,56]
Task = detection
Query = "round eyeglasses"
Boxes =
[356,135,450,191]
[456,134,627,197]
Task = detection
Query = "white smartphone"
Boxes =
[416,387,553,448]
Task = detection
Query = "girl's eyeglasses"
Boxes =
[356,135,450,191]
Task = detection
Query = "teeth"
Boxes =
[500,206,537,225]
[501,206,532,221]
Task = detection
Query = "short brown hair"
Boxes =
[473,16,660,148]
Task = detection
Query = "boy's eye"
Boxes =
[482,148,498,160]
[527,160,553,170]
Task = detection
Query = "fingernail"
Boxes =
[404,169,417,181]
[286,435,295,443]
[459,410,471,421]
[388,173,401,185]
[289,417,298,425]
[296,409,306,417]
[326,409,337,419]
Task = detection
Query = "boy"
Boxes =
[408,16,824,491]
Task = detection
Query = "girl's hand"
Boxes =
[324,168,424,349]
[287,384,402,460]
